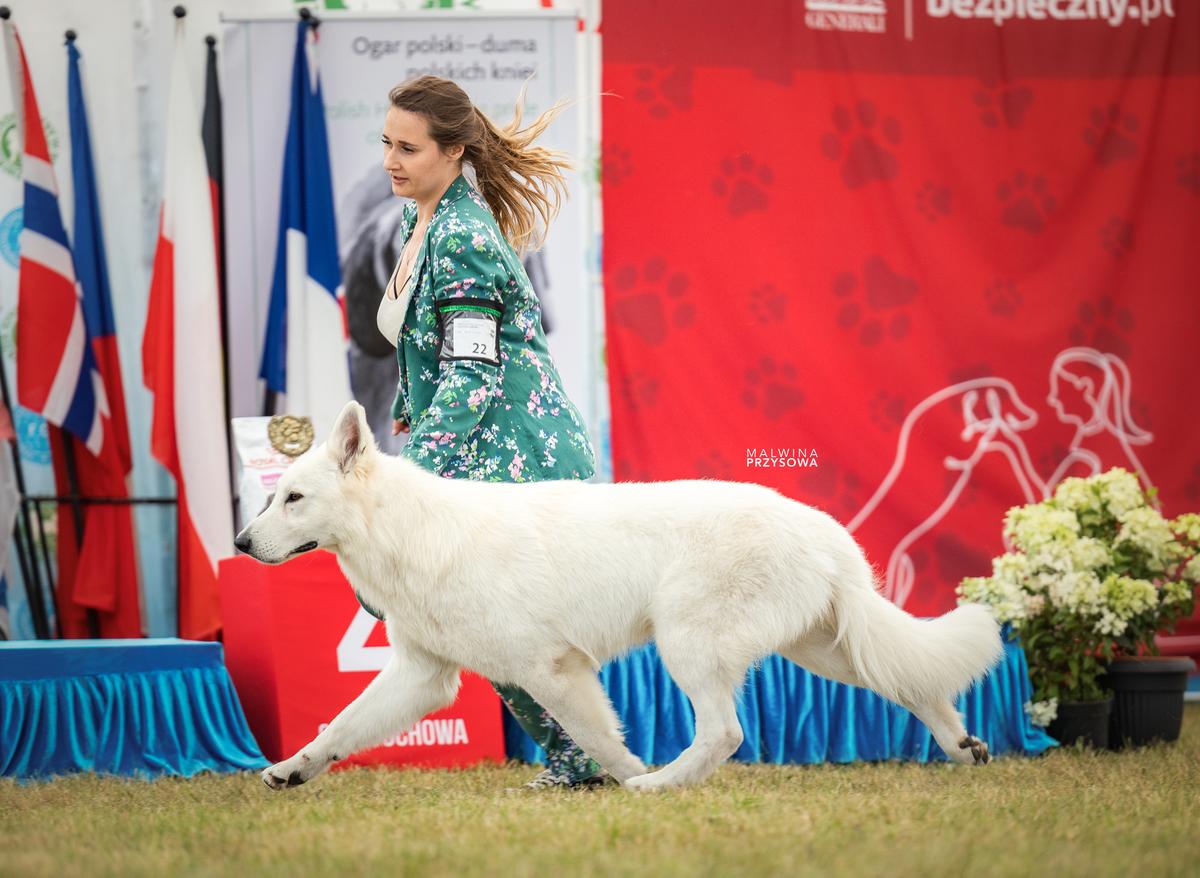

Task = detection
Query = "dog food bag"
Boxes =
[231,415,315,530]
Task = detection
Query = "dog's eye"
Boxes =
[286,492,303,504]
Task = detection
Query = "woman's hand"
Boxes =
[392,419,410,435]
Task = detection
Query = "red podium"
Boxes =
[218,552,506,768]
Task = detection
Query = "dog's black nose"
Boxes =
[234,534,252,554]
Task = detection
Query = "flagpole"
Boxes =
[203,32,239,533]
[259,8,318,420]
[60,27,103,641]
[59,437,100,639]
[0,346,54,640]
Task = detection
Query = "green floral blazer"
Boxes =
[388,174,595,482]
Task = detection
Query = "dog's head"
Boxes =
[234,401,377,564]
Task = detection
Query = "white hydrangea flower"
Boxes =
[1053,477,1097,514]
[1025,698,1058,727]
[1162,580,1193,606]
[1101,574,1157,622]
[1069,537,1112,572]
[1115,507,1175,571]
[1047,570,1103,615]
[992,552,1030,585]
[1097,468,1146,518]
[1004,505,1080,555]
[1172,513,1200,544]
[1184,556,1200,584]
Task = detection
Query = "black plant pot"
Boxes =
[1047,698,1113,748]
[1104,656,1197,750]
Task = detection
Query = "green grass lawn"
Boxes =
[4,705,1200,878]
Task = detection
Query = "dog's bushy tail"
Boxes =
[832,573,1003,706]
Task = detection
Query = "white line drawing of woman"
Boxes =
[848,378,1044,607]
[850,346,1159,610]
[1045,347,1155,498]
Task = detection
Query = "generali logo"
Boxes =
[804,0,888,34]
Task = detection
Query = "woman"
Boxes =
[374,75,607,790]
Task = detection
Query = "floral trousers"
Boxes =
[493,683,603,783]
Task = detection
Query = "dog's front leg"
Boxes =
[262,650,460,790]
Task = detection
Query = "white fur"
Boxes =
[238,402,1004,792]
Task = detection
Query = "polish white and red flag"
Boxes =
[142,17,233,640]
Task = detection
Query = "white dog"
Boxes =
[236,401,1003,791]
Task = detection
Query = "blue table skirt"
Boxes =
[1,639,268,780]
[507,630,1056,765]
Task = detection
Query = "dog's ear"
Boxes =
[329,401,375,474]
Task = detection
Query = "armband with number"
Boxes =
[434,297,505,367]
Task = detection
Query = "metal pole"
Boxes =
[0,350,52,639]
[60,437,100,638]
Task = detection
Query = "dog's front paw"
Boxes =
[261,754,320,791]
[958,736,991,766]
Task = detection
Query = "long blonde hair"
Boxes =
[388,75,571,253]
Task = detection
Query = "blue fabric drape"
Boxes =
[1,639,267,779]
[506,628,1055,764]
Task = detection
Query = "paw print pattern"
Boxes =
[609,258,696,346]
[601,144,633,187]
[973,79,1033,129]
[633,66,693,119]
[694,451,735,481]
[1069,297,1134,359]
[711,155,774,216]
[612,370,660,412]
[1084,104,1139,166]
[1130,399,1153,432]
[984,279,1022,318]
[868,390,907,430]
[799,461,862,520]
[1184,462,1200,504]
[742,357,805,422]
[748,283,788,325]
[820,101,902,190]
[1176,153,1200,195]
[1100,217,1133,258]
[997,171,1056,235]
[916,182,952,222]
[832,256,918,347]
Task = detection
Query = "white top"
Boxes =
[376,261,416,349]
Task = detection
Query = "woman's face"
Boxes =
[381,107,463,205]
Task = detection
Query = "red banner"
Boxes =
[601,1,1200,625]
[218,553,505,767]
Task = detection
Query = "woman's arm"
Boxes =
[399,226,506,474]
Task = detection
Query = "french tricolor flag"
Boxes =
[259,20,351,438]
[4,20,108,457]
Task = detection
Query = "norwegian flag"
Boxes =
[5,21,108,457]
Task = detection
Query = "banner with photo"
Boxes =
[221,10,605,478]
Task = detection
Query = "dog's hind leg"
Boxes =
[624,641,746,791]
[905,698,990,765]
[520,650,647,783]
[781,631,989,766]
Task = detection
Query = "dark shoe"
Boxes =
[506,769,617,793]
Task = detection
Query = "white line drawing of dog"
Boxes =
[848,347,1157,609]
[235,402,1003,791]
[848,378,1042,607]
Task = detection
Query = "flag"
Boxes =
[142,18,233,640]
[259,21,351,439]
[46,36,143,637]
[202,34,223,283]
[4,20,107,455]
